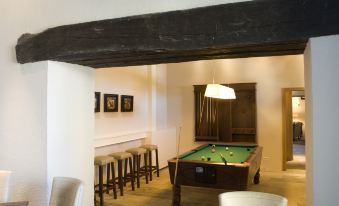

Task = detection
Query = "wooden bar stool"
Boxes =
[126,147,149,188]
[94,156,117,206]
[109,152,135,196]
[140,144,160,181]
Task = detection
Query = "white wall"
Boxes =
[150,65,177,168]
[0,61,95,205]
[304,35,339,206]
[47,61,95,206]
[3,62,49,204]
[94,65,176,169]
[167,55,304,171]
[152,65,168,129]
[95,66,150,147]
[1,1,244,203]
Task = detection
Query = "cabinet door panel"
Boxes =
[194,83,256,143]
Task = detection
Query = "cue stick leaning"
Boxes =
[172,126,182,206]
[174,126,182,184]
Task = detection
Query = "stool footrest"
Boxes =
[140,166,157,170]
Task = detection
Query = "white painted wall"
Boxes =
[2,62,49,204]
[2,1,245,203]
[304,35,339,206]
[150,65,177,169]
[95,66,150,147]
[151,128,177,169]
[167,56,304,171]
[94,66,152,160]
[153,65,168,129]
[94,65,176,169]
[0,61,95,205]
[47,61,95,206]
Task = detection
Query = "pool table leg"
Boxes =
[254,168,260,184]
[172,184,181,206]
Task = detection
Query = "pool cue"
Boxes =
[219,152,228,165]
[172,126,182,206]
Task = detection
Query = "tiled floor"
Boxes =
[101,167,305,206]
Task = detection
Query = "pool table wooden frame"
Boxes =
[168,143,262,191]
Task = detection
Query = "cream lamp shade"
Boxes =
[204,84,236,99]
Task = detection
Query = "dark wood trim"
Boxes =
[16,0,339,68]
[281,87,304,170]
[194,83,257,143]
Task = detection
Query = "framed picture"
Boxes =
[121,95,133,112]
[104,94,119,112]
[95,92,101,113]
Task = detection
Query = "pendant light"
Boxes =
[205,84,236,99]
[204,61,236,99]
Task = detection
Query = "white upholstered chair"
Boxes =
[49,177,83,206]
[219,191,288,206]
[0,170,12,203]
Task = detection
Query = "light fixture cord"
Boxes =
[198,93,206,134]
[226,62,232,140]
[212,66,215,84]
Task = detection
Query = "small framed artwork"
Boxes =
[121,95,134,112]
[95,92,101,113]
[104,94,119,112]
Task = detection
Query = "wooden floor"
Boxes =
[287,143,306,170]
[100,167,305,206]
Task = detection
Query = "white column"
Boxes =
[46,61,95,206]
[154,64,168,129]
[149,64,168,131]
[304,35,339,206]
[17,61,95,205]
[148,64,176,168]
[18,61,49,205]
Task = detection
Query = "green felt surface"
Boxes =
[180,144,255,163]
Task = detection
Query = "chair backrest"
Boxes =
[0,171,12,203]
[49,177,83,206]
[219,191,288,206]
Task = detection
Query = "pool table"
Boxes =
[168,143,262,205]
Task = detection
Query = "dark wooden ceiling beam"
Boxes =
[15,0,339,68]
[66,41,307,68]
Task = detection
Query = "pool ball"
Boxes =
[225,147,229,151]
[207,157,211,161]
[229,152,233,156]
[201,156,206,161]
[211,148,216,153]
[247,148,250,151]
[211,144,216,148]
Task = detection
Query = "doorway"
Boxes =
[282,88,306,170]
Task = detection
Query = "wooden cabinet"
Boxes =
[194,83,256,143]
